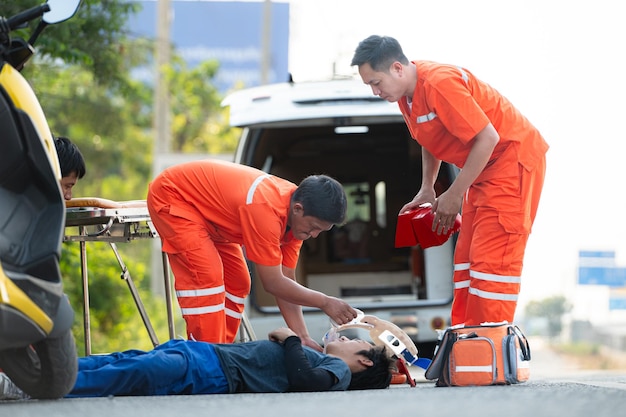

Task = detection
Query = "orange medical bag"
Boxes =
[425,322,531,386]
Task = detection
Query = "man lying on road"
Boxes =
[0,327,394,399]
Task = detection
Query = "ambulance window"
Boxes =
[330,182,370,262]
[345,183,370,222]
[375,181,386,228]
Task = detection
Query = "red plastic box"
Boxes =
[395,206,461,249]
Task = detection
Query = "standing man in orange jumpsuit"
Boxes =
[147,159,357,350]
[352,35,548,326]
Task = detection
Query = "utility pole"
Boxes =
[151,0,172,297]
[154,0,171,155]
[260,0,272,85]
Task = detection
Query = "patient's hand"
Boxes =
[268,327,297,343]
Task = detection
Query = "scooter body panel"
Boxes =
[0,63,72,347]
[0,0,81,398]
[0,64,61,179]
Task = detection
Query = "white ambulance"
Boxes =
[222,77,458,356]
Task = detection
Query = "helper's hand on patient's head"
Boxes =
[322,296,357,326]
[268,327,297,343]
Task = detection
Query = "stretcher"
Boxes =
[64,198,177,355]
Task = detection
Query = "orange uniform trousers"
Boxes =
[149,206,251,343]
[451,155,546,326]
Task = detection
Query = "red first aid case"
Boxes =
[395,205,461,249]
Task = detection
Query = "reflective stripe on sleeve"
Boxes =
[246,174,271,204]
[457,66,469,83]
[416,112,437,123]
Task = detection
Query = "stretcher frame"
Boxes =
[64,198,256,355]
[64,199,175,355]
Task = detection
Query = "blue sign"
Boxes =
[578,266,626,287]
[609,296,626,310]
[579,250,616,259]
[577,250,626,286]
[127,1,290,92]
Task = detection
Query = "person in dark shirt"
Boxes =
[0,327,394,399]
[69,327,393,396]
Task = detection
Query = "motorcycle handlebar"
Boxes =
[6,4,50,31]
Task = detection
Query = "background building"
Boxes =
[127,0,290,93]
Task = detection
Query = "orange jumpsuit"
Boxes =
[147,160,302,342]
[399,61,548,326]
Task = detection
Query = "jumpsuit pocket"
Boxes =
[153,206,209,253]
[497,210,530,235]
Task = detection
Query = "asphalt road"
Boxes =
[2,338,626,417]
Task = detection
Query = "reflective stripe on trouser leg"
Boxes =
[167,240,229,343]
[463,159,545,325]
[146,202,229,342]
[215,242,251,342]
[453,159,545,326]
[452,206,473,326]
[464,208,528,325]
[452,263,470,326]
[225,293,246,342]
[467,267,522,324]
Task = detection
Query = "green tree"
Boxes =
[168,58,219,152]
[165,58,240,154]
[30,60,154,200]
[3,0,140,86]
[6,0,240,353]
[525,295,572,340]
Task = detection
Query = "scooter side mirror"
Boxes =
[43,0,81,25]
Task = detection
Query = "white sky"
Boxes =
[286,0,626,312]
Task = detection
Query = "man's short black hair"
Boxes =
[351,35,409,72]
[292,175,347,225]
[54,136,86,179]
[348,345,394,390]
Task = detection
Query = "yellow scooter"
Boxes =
[0,0,81,399]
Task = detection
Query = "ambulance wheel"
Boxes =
[0,329,78,399]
